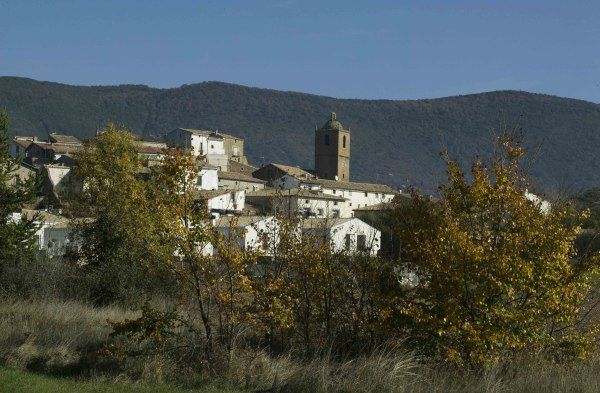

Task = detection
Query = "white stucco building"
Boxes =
[212,215,280,256]
[525,190,551,214]
[298,179,397,211]
[196,189,245,217]
[17,209,74,256]
[301,217,381,256]
[266,174,398,217]
[218,171,266,191]
[246,188,347,218]
[196,165,219,190]
[164,128,229,170]
[134,141,168,162]
[41,164,82,207]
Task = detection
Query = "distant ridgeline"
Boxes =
[2,76,600,193]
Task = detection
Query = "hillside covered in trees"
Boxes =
[2,76,600,193]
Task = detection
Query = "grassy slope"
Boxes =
[2,299,600,392]
[0,368,241,393]
[2,77,600,193]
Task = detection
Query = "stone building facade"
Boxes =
[315,112,350,182]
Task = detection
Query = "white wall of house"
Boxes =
[275,176,395,215]
[40,225,72,256]
[165,130,226,158]
[206,136,225,155]
[525,190,551,214]
[207,190,245,213]
[196,167,219,190]
[46,166,72,188]
[318,187,395,212]
[191,135,206,155]
[214,216,279,256]
[219,178,265,191]
[16,212,74,257]
[297,183,394,214]
[330,218,381,255]
[303,218,381,256]
[299,197,346,218]
[201,135,228,170]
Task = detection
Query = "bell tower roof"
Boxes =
[319,112,347,132]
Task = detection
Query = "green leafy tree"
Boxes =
[393,134,600,366]
[70,124,175,304]
[0,110,39,273]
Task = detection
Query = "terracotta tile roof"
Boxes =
[246,188,346,201]
[300,178,398,194]
[353,202,395,211]
[213,215,272,228]
[134,142,167,155]
[194,189,237,199]
[218,171,266,183]
[228,160,257,174]
[270,163,315,179]
[11,138,35,149]
[29,142,83,154]
[48,133,81,144]
[301,217,356,228]
[173,128,225,139]
[212,130,244,141]
[20,209,68,223]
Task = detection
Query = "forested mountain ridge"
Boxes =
[2,76,600,193]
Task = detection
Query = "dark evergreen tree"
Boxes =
[0,110,39,269]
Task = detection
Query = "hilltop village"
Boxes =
[8,112,403,257]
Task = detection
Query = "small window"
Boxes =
[318,208,324,216]
[332,189,336,194]
[343,135,346,148]
[325,134,330,145]
[211,144,214,149]
[364,192,368,197]
[357,235,367,251]
[305,199,310,204]
[334,201,338,206]
[345,234,352,250]
[332,210,340,218]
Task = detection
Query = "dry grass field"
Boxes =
[2,299,600,393]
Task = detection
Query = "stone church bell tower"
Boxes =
[315,112,350,181]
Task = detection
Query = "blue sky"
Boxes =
[1,0,599,102]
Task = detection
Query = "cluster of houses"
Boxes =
[8,113,403,257]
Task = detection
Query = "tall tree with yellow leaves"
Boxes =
[393,134,600,366]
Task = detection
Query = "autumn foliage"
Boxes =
[393,134,600,365]
[67,127,600,374]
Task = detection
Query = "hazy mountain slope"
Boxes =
[1,76,600,193]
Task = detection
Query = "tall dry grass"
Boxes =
[226,350,600,393]
[0,298,137,376]
[1,298,600,392]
